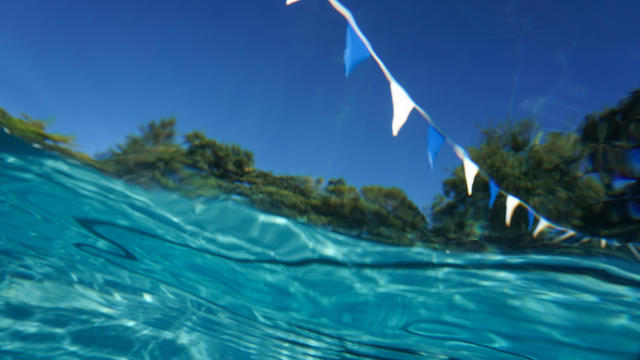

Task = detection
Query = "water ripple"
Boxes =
[1,147,640,359]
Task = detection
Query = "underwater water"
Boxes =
[2,131,640,360]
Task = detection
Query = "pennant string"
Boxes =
[326,0,395,84]
[285,0,628,258]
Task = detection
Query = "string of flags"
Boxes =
[285,0,640,261]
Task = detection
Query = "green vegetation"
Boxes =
[100,121,431,244]
[0,108,97,166]
[430,90,640,252]
[0,112,428,245]
[1,89,638,256]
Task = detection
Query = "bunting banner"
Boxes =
[285,0,640,261]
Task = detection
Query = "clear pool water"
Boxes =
[1,131,639,360]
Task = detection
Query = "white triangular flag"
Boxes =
[452,145,479,196]
[552,230,576,243]
[533,217,551,237]
[578,237,593,245]
[286,0,302,5]
[600,238,608,249]
[462,157,479,196]
[390,81,414,136]
[505,195,520,227]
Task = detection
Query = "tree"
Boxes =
[184,131,254,181]
[577,90,640,239]
[98,118,185,187]
[361,185,427,233]
[431,91,640,249]
[431,117,600,249]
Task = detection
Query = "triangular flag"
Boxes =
[488,179,499,208]
[344,24,371,77]
[578,237,593,245]
[390,81,414,136]
[505,195,520,226]
[527,210,535,230]
[600,238,608,249]
[286,0,302,5]
[427,125,444,171]
[462,157,479,196]
[452,145,479,196]
[533,217,551,237]
[552,230,576,243]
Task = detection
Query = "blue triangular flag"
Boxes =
[344,24,370,77]
[427,125,445,171]
[528,210,535,230]
[488,179,499,208]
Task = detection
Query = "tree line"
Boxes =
[1,89,638,257]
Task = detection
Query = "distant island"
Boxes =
[1,89,638,258]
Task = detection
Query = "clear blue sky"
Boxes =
[1,0,638,208]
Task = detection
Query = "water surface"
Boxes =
[1,133,639,359]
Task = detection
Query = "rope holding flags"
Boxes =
[285,0,640,261]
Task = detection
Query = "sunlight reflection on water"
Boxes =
[1,141,640,359]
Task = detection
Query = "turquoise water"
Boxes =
[1,133,640,359]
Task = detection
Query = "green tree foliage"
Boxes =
[577,90,640,239]
[6,90,637,254]
[431,90,640,249]
[361,185,427,233]
[89,118,428,244]
[184,131,254,181]
[326,178,358,199]
[98,118,185,187]
[580,90,640,182]
[0,108,74,146]
[0,107,96,165]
